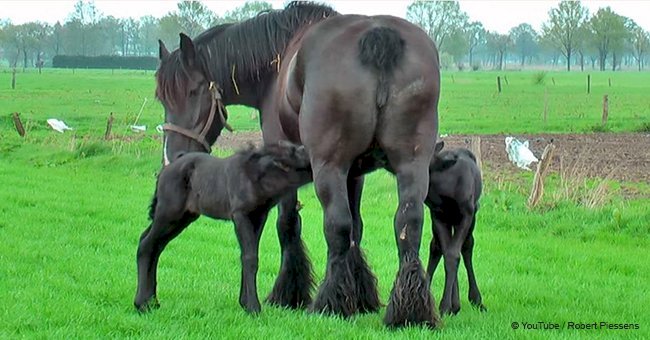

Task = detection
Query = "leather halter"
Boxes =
[162,81,233,154]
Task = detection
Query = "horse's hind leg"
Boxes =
[462,216,486,312]
[134,212,197,312]
[347,175,380,314]
[266,191,314,309]
[309,164,361,316]
[383,158,440,328]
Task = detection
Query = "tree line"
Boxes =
[1,0,649,71]
[407,0,650,71]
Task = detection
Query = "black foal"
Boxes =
[134,142,312,314]
[425,142,486,315]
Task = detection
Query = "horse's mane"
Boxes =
[156,1,337,107]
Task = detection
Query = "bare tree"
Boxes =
[406,0,468,50]
[629,24,650,71]
[487,32,511,70]
[542,0,588,71]
[588,7,630,71]
[509,23,539,67]
[465,21,485,67]
[224,1,273,22]
[176,0,216,37]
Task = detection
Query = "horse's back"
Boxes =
[294,14,440,159]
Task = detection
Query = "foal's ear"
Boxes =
[179,33,196,68]
[158,39,170,60]
[435,141,445,153]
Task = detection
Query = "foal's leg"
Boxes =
[438,211,473,315]
[134,212,197,312]
[266,191,314,309]
[426,212,444,286]
[383,157,440,328]
[233,207,269,314]
[347,175,380,314]
[462,216,486,312]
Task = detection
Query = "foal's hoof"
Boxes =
[241,300,262,315]
[134,297,160,313]
[475,303,487,313]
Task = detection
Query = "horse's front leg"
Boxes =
[135,213,197,312]
[232,208,268,314]
[266,190,314,308]
[347,175,380,314]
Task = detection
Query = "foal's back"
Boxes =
[426,149,482,224]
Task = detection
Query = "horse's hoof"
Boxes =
[438,300,454,316]
[476,303,487,313]
[241,299,262,315]
[134,297,160,313]
[383,252,440,329]
[244,304,261,315]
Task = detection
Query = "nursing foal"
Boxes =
[426,143,486,315]
[134,142,312,314]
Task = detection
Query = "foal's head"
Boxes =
[243,141,312,193]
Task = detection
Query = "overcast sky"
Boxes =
[3,1,650,34]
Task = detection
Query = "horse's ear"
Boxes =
[179,33,196,68]
[158,39,170,60]
[435,141,445,153]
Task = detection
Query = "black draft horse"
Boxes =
[147,2,441,328]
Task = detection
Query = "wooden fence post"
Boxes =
[104,112,114,140]
[602,95,609,126]
[469,137,482,177]
[12,112,26,137]
[11,68,16,89]
[497,76,502,93]
[528,142,556,209]
[587,74,590,94]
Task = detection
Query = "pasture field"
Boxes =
[1,69,649,339]
[1,68,650,136]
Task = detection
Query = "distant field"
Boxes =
[1,68,649,138]
[1,68,648,338]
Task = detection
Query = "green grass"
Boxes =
[1,69,649,338]
[1,68,649,137]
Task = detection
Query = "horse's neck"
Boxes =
[221,73,278,110]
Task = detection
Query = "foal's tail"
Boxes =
[358,26,405,110]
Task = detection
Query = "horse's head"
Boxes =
[156,33,232,166]
[244,141,312,194]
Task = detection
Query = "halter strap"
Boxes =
[162,81,233,154]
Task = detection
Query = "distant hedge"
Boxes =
[52,55,158,70]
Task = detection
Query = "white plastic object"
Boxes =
[505,136,538,170]
[46,119,73,133]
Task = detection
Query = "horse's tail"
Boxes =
[148,154,195,221]
[358,26,405,110]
